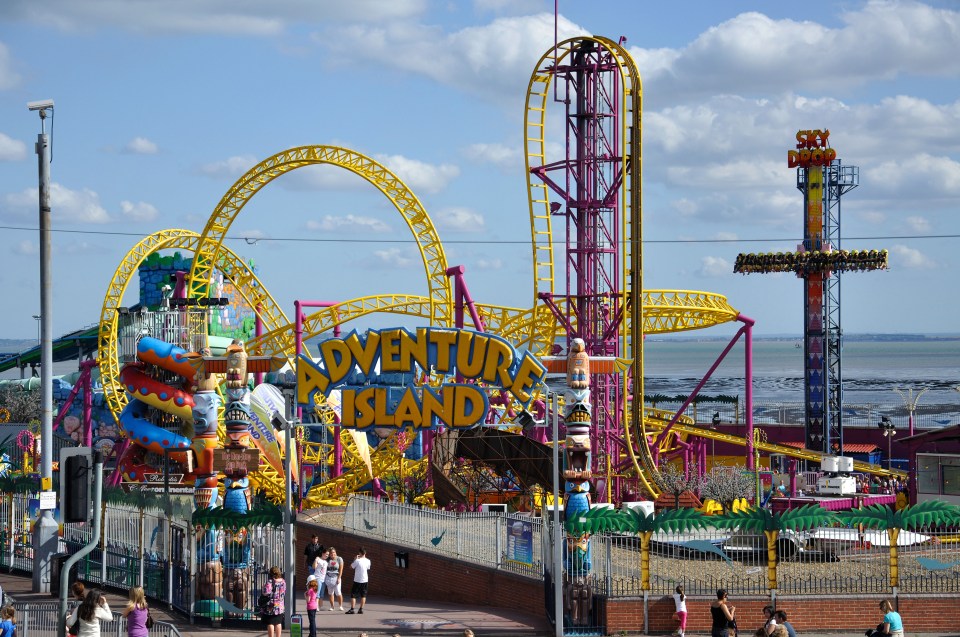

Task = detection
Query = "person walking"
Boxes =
[304,579,319,637]
[324,547,344,611]
[122,586,150,637]
[262,566,287,637]
[710,589,736,637]
[673,585,687,637]
[67,589,112,637]
[345,547,371,614]
[878,599,904,637]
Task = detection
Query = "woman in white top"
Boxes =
[673,585,687,637]
[67,589,113,637]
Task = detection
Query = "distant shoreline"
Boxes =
[646,333,960,343]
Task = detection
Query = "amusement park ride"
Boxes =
[52,32,906,626]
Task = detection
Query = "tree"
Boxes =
[447,457,502,511]
[700,466,755,513]
[713,504,837,589]
[652,461,706,509]
[837,500,960,588]
[382,460,430,504]
[0,387,41,423]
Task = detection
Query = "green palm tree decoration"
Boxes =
[837,500,960,588]
[193,502,283,531]
[713,504,837,589]
[622,507,708,590]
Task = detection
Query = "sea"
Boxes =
[642,337,960,425]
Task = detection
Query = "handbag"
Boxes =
[145,609,155,630]
[68,620,80,636]
[257,592,274,615]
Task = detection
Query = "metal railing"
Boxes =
[344,495,543,578]
[340,496,960,597]
[11,602,183,637]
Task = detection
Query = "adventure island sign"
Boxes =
[297,328,547,430]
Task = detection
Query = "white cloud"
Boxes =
[123,137,158,155]
[370,247,418,269]
[630,2,960,102]
[857,210,887,225]
[864,154,960,198]
[197,154,258,178]
[1,0,427,34]
[306,214,390,233]
[1,183,110,223]
[434,207,485,233]
[904,216,930,233]
[0,132,27,161]
[120,200,158,221]
[715,232,738,241]
[0,43,20,89]
[462,142,522,170]
[698,256,732,278]
[891,244,935,269]
[376,154,459,194]
[316,13,588,102]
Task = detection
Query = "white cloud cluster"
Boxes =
[891,243,935,269]
[316,13,588,102]
[120,200,158,221]
[2,183,109,223]
[306,214,390,233]
[370,247,418,269]
[631,1,960,102]
[0,132,27,161]
[433,207,485,233]
[197,154,258,178]
[0,0,427,34]
[376,154,460,194]
[124,137,158,155]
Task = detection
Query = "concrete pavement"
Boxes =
[5,572,958,636]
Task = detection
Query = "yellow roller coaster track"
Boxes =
[187,146,453,329]
[304,432,406,508]
[98,229,272,424]
[643,419,908,479]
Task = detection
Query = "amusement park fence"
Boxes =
[680,399,959,431]
[8,601,184,637]
[341,495,960,598]
[0,495,286,623]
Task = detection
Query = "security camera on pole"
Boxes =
[28,97,59,594]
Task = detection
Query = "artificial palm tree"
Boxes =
[712,504,837,589]
[623,506,707,590]
[837,499,960,588]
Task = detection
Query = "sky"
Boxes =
[0,0,958,344]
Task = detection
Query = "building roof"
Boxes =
[0,324,99,374]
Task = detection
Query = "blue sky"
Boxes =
[0,0,958,341]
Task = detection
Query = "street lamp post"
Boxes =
[711,412,720,466]
[893,387,928,437]
[32,315,41,345]
[879,416,896,470]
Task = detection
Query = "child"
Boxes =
[673,585,687,637]
[0,606,15,637]
[305,579,319,637]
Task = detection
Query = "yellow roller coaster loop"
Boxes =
[98,229,271,425]
[187,146,453,329]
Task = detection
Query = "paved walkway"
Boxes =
[5,573,958,636]
[0,572,552,636]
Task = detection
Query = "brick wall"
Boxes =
[297,520,959,634]
[612,594,960,635]
[296,520,544,617]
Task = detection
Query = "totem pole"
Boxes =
[189,340,284,609]
[561,338,593,626]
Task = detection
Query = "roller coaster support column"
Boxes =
[296,301,342,476]
[740,314,756,469]
[550,392,563,637]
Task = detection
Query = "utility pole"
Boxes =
[29,98,58,593]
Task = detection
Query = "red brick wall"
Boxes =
[612,594,960,635]
[296,520,544,617]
